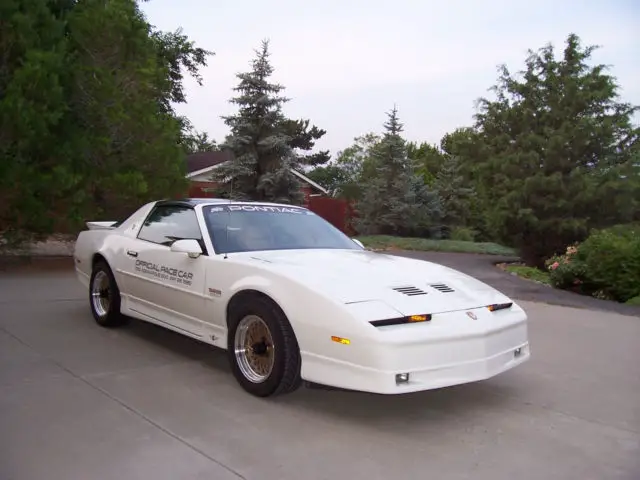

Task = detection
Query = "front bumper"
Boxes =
[299,305,530,394]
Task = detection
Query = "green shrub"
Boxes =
[626,295,640,306]
[546,225,640,302]
[577,225,640,303]
[449,226,477,242]
[545,244,587,291]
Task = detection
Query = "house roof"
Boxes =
[185,151,232,174]
[185,151,329,195]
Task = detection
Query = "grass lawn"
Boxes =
[626,295,640,306]
[355,235,517,256]
[502,264,551,285]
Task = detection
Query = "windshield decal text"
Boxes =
[210,205,308,214]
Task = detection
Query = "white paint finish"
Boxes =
[73,199,531,395]
[120,240,209,337]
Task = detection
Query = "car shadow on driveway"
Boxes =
[93,315,527,455]
[120,313,524,417]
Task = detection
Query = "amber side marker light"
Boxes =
[487,302,513,312]
[331,336,350,345]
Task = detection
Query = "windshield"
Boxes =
[202,204,362,254]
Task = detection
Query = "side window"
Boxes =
[137,206,202,246]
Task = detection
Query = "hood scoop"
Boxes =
[392,286,428,296]
[430,283,455,293]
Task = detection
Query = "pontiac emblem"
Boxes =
[466,311,477,320]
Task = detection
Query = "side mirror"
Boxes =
[352,238,365,249]
[170,239,203,258]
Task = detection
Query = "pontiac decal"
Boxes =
[210,205,308,214]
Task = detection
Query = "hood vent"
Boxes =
[430,283,455,293]
[392,286,427,296]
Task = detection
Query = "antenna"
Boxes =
[223,207,230,259]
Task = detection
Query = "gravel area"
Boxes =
[0,235,75,257]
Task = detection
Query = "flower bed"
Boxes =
[544,224,640,304]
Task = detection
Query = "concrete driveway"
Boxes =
[1,258,639,480]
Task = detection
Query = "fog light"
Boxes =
[395,373,410,384]
[514,347,522,358]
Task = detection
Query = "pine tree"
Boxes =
[210,40,303,204]
[433,155,476,226]
[468,33,639,265]
[355,106,441,235]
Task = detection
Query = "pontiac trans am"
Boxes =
[73,198,530,397]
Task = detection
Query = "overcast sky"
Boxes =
[140,0,639,156]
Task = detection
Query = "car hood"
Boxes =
[235,249,512,316]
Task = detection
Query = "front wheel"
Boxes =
[89,260,126,327]
[227,296,301,397]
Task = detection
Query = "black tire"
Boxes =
[89,260,127,328]
[227,295,302,397]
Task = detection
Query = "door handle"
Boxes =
[127,250,138,257]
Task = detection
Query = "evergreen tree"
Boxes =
[280,118,330,168]
[466,33,639,265]
[355,107,441,235]
[433,155,476,226]
[210,40,303,204]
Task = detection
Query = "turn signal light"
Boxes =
[487,302,513,312]
[370,314,432,327]
[331,336,350,345]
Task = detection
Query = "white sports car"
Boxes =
[74,198,530,397]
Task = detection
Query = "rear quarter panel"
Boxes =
[74,201,156,287]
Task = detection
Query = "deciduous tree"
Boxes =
[0,0,213,245]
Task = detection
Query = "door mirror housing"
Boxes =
[170,239,203,258]
[352,238,365,249]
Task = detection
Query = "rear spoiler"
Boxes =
[86,221,117,230]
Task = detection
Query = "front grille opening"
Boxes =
[392,286,427,296]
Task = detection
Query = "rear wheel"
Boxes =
[89,260,126,327]
[227,295,301,397]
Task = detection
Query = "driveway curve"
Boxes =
[389,250,640,317]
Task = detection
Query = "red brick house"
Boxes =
[185,151,329,206]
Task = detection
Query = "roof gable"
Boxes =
[185,151,329,195]
[185,151,232,174]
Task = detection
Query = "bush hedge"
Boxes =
[545,224,640,303]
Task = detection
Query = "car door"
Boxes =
[121,204,209,337]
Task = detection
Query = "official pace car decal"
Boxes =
[135,259,194,287]
[209,204,314,215]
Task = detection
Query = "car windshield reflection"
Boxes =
[203,204,361,254]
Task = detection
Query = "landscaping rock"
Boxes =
[0,234,75,257]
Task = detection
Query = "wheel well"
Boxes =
[92,253,108,269]
[226,290,286,328]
